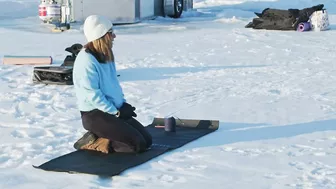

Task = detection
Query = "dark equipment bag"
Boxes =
[245,4,324,30]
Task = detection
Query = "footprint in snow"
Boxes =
[331,142,336,149]
[287,151,304,157]
[154,174,186,183]
[288,161,306,171]
[11,130,29,138]
[187,164,207,170]
[312,152,327,156]
[264,172,288,179]
[220,146,235,152]
[329,136,336,140]
[48,127,72,137]
[268,89,281,95]
[291,144,321,152]
[11,129,47,139]
[29,92,53,104]
[311,167,336,176]
[0,156,10,165]
[129,182,145,187]
[35,104,46,109]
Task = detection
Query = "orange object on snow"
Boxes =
[2,55,52,65]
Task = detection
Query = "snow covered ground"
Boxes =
[0,0,336,188]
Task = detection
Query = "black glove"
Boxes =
[118,102,137,119]
[124,102,137,117]
[123,102,136,110]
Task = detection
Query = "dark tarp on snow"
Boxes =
[33,118,219,177]
[245,4,325,30]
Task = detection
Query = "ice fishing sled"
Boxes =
[32,66,73,85]
[32,43,83,85]
[33,117,220,177]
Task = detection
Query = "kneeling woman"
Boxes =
[72,15,152,153]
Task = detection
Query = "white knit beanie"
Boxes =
[83,15,113,42]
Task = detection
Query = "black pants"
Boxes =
[80,109,152,153]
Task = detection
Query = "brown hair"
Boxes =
[84,33,114,63]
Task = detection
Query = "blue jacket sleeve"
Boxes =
[112,62,127,103]
[81,60,119,115]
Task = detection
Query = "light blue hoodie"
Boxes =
[72,49,125,115]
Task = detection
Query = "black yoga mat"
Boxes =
[33,118,219,177]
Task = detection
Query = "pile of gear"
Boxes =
[245,4,329,31]
[32,43,82,85]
